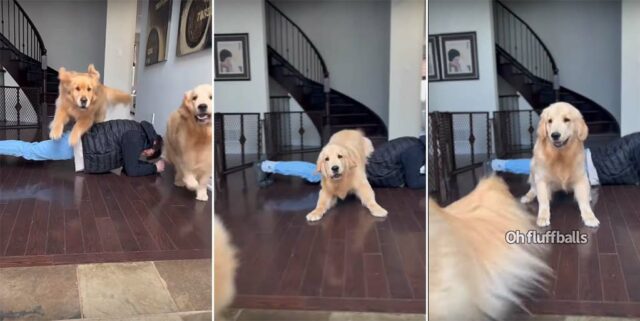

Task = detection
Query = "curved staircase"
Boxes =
[0,0,58,138]
[266,1,387,143]
[494,0,619,137]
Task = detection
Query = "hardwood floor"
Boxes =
[215,153,426,314]
[434,165,640,318]
[0,129,211,268]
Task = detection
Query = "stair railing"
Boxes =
[266,0,331,141]
[494,0,558,99]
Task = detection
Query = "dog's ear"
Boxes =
[344,146,358,169]
[537,109,548,140]
[178,90,193,119]
[316,152,328,177]
[87,64,100,80]
[58,67,71,83]
[577,117,589,141]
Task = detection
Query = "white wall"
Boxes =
[103,0,137,120]
[621,0,640,135]
[504,0,621,123]
[428,0,499,113]
[388,0,424,139]
[214,0,269,114]
[271,0,391,126]
[19,0,107,74]
[134,0,212,134]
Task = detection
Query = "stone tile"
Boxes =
[329,312,426,321]
[77,262,178,318]
[219,308,241,321]
[154,259,212,311]
[180,311,213,321]
[57,313,183,321]
[236,309,331,321]
[0,265,81,321]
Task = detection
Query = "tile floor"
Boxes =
[0,259,211,321]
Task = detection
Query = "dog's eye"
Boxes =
[192,95,198,101]
[563,117,570,123]
[337,154,343,159]
[87,87,92,92]
[325,157,329,161]
[548,119,552,124]
[209,95,212,100]
[75,86,80,91]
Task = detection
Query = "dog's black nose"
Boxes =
[551,132,561,141]
[198,104,207,112]
[331,165,339,172]
[80,97,88,105]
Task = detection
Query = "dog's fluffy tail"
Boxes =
[362,136,374,158]
[214,216,238,318]
[104,86,133,106]
[429,176,551,321]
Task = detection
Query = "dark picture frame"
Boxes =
[145,0,173,66]
[176,0,212,57]
[214,33,251,81]
[439,32,479,81]
[428,35,441,81]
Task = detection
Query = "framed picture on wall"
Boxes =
[428,35,440,81]
[176,0,212,57]
[214,33,251,81]
[145,0,173,66]
[439,32,479,81]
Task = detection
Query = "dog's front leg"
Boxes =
[574,177,599,227]
[535,179,552,227]
[68,117,93,146]
[49,108,69,140]
[356,181,388,218]
[195,175,209,202]
[183,172,199,191]
[306,189,335,222]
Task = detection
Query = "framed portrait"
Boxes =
[176,0,212,57]
[439,32,479,81]
[145,0,173,66]
[215,33,251,81]
[428,35,440,81]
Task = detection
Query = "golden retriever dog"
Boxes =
[429,176,550,321]
[521,102,599,227]
[49,64,132,146]
[165,84,212,201]
[214,215,238,319]
[306,129,387,221]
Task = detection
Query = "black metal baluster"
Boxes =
[240,114,245,166]
[299,112,303,151]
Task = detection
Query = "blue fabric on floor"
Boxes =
[0,131,73,161]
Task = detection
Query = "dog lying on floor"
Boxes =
[429,176,550,321]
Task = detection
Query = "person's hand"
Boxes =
[155,159,166,173]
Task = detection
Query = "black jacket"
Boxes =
[366,136,425,188]
[590,133,640,185]
[81,120,158,176]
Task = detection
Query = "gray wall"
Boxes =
[429,0,499,113]
[271,0,391,125]
[503,0,622,123]
[621,0,640,135]
[19,0,107,75]
[134,0,212,135]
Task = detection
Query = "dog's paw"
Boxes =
[68,134,80,146]
[306,210,324,222]
[174,179,186,187]
[49,128,63,140]
[536,216,551,227]
[370,207,388,218]
[196,190,209,202]
[183,177,199,191]
[521,195,534,204]
[582,213,600,228]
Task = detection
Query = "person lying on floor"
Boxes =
[491,132,640,186]
[0,119,165,177]
[255,135,426,189]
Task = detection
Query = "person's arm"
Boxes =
[121,132,157,177]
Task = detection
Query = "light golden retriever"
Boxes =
[306,129,387,221]
[521,102,599,227]
[49,64,132,146]
[214,215,238,319]
[429,176,550,321]
[165,84,212,201]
